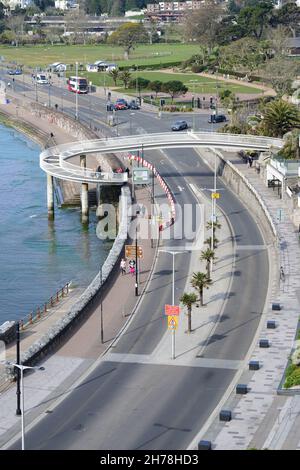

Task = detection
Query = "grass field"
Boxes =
[92,70,264,95]
[0,43,201,68]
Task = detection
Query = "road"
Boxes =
[6,76,269,449]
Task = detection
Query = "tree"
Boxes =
[149,80,162,98]
[183,0,224,51]
[6,14,25,47]
[273,2,300,38]
[109,68,119,86]
[200,249,216,279]
[236,1,274,40]
[191,272,212,307]
[162,80,188,103]
[281,129,300,160]
[205,236,219,250]
[259,99,300,138]
[206,220,222,232]
[108,22,148,59]
[129,76,150,93]
[180,292,198,333]
[262,57,300,97]
[119,70,131,88]
[85,0,103,15]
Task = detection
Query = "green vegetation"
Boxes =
[96,70,263,95]
[284,363,300,389]
[180,292,198,333]
[0,43,201,69]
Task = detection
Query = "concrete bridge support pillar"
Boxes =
[47,174,54,220]
[80,154,89,225]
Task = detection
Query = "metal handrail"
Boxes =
[40,133,283,184]
[18,282,72,331]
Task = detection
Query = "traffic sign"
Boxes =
[212,192,220,199]
[133,168,149,184]
[125,245,143,259]
[165,304,180,316]
[168,315,178,330]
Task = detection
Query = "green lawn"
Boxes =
[0,43,200,69]
[93,70,264,95]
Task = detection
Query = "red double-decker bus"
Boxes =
[67,76,88,94]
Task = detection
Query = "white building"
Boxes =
[3,0,33,9]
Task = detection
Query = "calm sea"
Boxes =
[0,124,111,323]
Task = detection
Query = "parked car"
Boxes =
[208,114,227,123]
[115,99,128,110]
[171,120,188,131]
[128,100,140,110]
[7,69,16,75]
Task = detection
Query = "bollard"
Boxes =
[56,291,59,302]
[51,297,54,307]
[29,313,33,324]
[37,307,41,320]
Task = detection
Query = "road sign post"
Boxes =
[165,305,180,360]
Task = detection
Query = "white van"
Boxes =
[36,74,49,84]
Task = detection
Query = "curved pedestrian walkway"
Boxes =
[189,149,300,450]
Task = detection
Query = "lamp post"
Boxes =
[10,363,45,450]
[159,250,186,359]
[100,265,104,343]
[129,112,135,135]
[48,82,51,108]
[188,80,199,132]
[75,61,78,120]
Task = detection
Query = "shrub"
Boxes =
[128,77,150,90]
[191,64,205,73]
[284,364,300,388]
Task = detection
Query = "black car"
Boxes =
[208,114,227,123]
[128,100,140,110]
[171,120,188,131]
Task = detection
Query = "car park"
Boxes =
[171,120,188,131]
[208,114,227,123]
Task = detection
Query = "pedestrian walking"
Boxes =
[129,265,135,276]
[120,258,126,275]
[280,266,285,281]
[249,156,253,168]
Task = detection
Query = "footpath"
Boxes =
[188,150,300,450]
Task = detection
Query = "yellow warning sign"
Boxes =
[212,192,220,199]
[168,315,178,330]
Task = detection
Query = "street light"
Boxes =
[188,80,199,132]
[9,362,45,450]
[159,250,186,359]
[75,61,78,120]
[129,112,135,135]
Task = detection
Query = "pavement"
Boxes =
[188,149,300,450]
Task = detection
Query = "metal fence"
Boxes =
[19,282,71,331]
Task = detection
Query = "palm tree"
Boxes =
[119,70,131,89]
[206,220,221,232]
[200,248,216,278]
[191,272,212,307]
[262,99,300,138]
[180,292,198,333]
[109,69,119,87]
[205,236,219,250]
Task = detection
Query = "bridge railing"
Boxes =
[58,157,128,183]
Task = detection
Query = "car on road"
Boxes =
[171,120,188,131]
[115,99,128,110]
[208,114,227,123]
[128,100,140,110]
[7,69,21,75]
[36,74,49,84]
